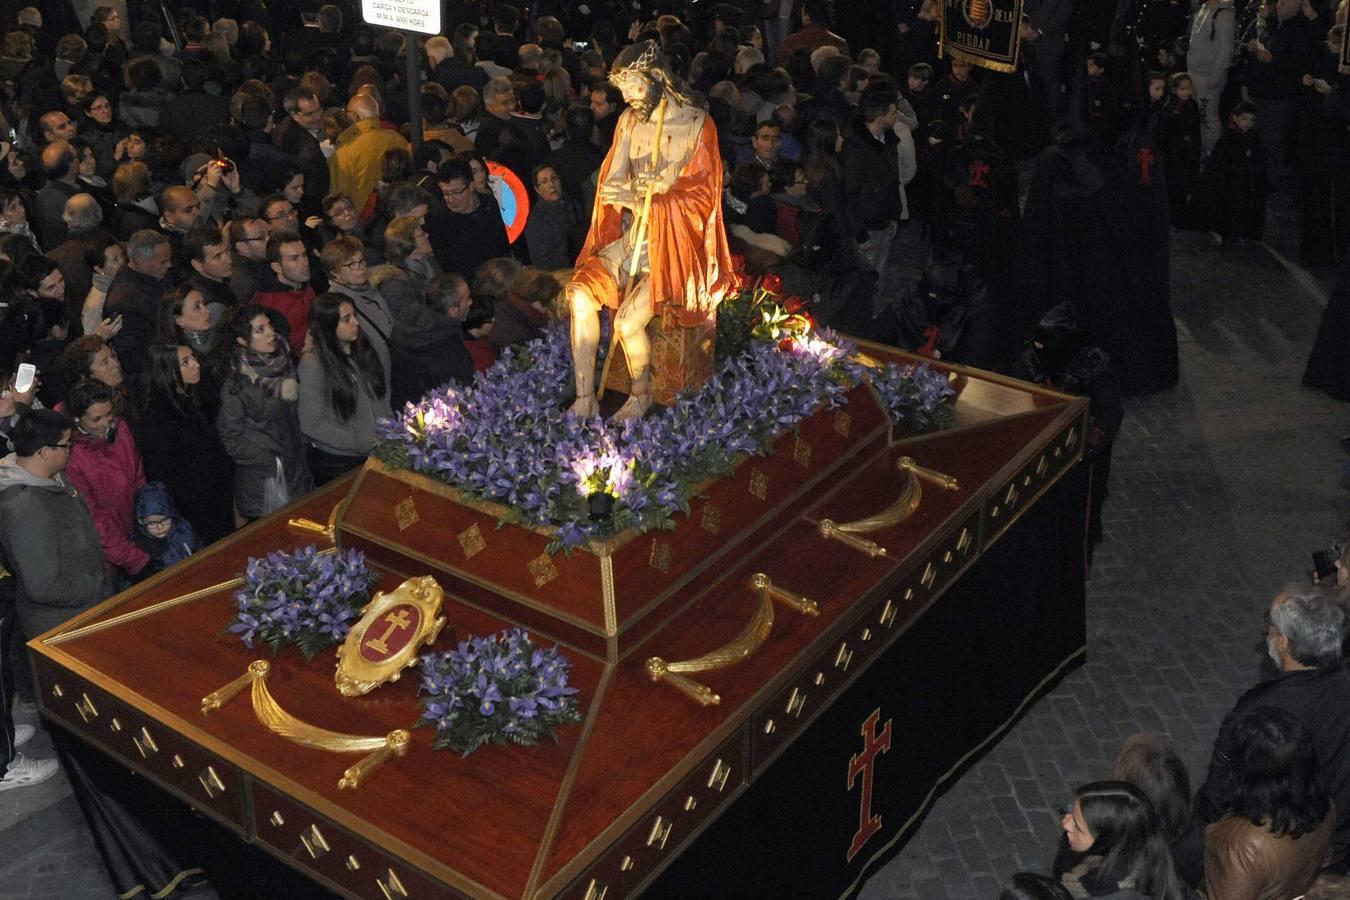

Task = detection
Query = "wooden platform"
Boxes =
[28,344,1088,899]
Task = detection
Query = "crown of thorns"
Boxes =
[611,40,661,76]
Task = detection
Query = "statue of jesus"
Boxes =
[566,40,735,420]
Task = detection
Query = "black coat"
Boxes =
[894,248,999,370]
[106,267,171,377]
[1113,109,1179,395]
[131,391,235,545]
[1159,100,1201,225]
[33,180,81,250]
[1177,664,1350,882]
[1015,132,1177,396]
[160,90,233,145]
[840,117,901,236]
[426,195,510,280]
[47,228,111,334]
[272,116,330,212]
[110,201,159,242]
[1303,249,1350,400]
[1200,128,1267,240]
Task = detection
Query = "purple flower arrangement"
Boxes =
[872,362,957,434]
[375,322,953,551]
[229,546,378,660]
[416,628,582,757]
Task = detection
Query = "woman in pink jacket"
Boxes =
[64,378,149,586]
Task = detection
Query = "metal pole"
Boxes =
[404,29,423,149]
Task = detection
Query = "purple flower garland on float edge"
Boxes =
[375,321,954,552]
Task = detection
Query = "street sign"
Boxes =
[360,0,440,36]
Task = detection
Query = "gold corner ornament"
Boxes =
[646,574,820,705]
[335,576,447,697]
[201,660,412,790]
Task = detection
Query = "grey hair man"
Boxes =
[1174,583,1350,885]
[105,229,172,375]
[48,193,108,314]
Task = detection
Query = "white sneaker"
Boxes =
[13,723,34,747]
[0,753,60,791]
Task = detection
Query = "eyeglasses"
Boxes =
[342,258,367,270]
[140,516,173,529]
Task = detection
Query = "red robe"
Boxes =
[572,106,735,327]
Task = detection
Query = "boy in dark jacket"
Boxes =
[131,482,201,577]
[1200,102,1267,244]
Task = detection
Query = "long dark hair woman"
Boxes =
[215,304,313,522]
[157,282,216,358]
[1054,781,1187,899]
[131,343,235,544]
[802,115,847,215]
[297,293,391,485]
[1200,706,1333,899]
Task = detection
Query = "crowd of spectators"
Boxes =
[0,2,1344,896]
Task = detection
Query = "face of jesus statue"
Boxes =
[611,70,659,121]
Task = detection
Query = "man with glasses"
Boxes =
[274,86,329,211]
[0,409,110,791]
[261,195,300,235]
[426,159,508,283]
[227,217,271,303]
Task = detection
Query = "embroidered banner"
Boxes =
[939,0,1027,74]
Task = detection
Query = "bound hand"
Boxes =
[633,173,669,196]
[599,183,640,211]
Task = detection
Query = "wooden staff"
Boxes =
[595,96,668,404]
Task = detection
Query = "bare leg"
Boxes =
[610,278,655,421]
[568,285,602,418]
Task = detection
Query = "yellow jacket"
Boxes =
[327,118,410,212]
